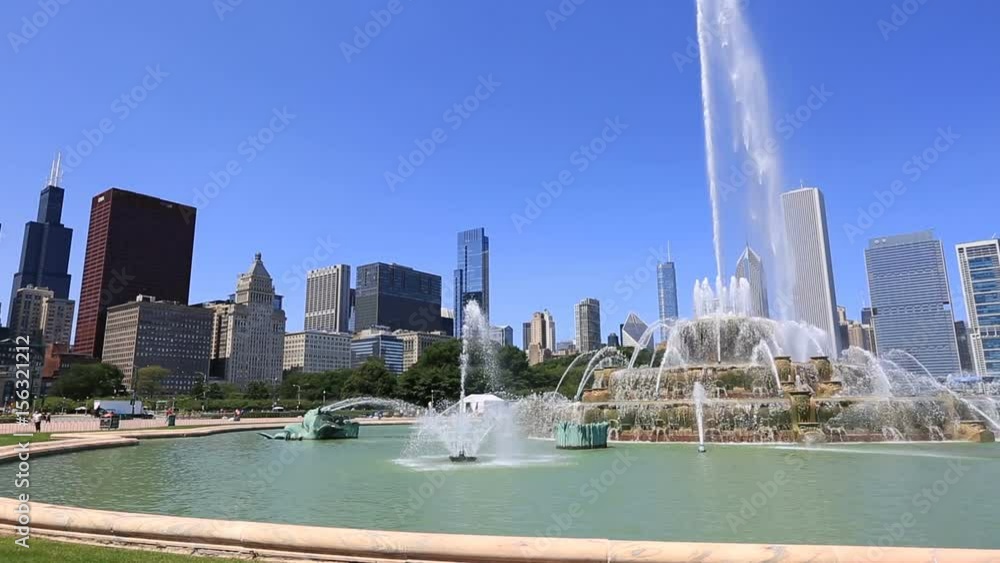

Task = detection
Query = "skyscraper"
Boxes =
[574,298,601,353]
[656,256,679,338]
[865,231,961,377]
[454,228,490,338]
[9,286,74,345]
[9,155,73,324]
[735,244,769,318]
[305,264,351,333]
[355,263,443,333]
[74,188,196,358]
[522,321,531,350]
[954,321,975,373]
[956,239,1000,375]
[527,310,556,365]
[781,187,841,354]
[202,253,287,388]
[489,325,514,347]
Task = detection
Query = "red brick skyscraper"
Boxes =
[73,188,196,358]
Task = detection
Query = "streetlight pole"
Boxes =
[322,390,327,404]
[294,384,301,411]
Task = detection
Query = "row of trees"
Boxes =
[43,341,653,409]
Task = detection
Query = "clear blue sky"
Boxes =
[1,0,997,342]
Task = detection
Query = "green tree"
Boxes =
[206,383,225,400]
[245,381,271,400]
[396,340,461,405]
[133,365,168,398]
[189,380,205,399]
[342,358,396,398]
[49,363,124,400]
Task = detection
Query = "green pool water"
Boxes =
[4,426,998,549]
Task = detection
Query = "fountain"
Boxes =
[693,381,707,452]
[259,397,422,440]
[404,301,518,463]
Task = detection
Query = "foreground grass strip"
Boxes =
[0,434,52,447]
[0,536,246,562]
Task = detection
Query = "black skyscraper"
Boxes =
[8,155,73,324]
[355,263,443,333]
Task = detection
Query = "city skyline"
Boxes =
[1,2,997,345]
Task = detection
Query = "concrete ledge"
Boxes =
[1,499,999,562]
[0,436,139,465]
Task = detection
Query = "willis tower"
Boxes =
[8,154,73,324]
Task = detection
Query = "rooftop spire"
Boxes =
[47,152,63,188]
[667,240,672,262]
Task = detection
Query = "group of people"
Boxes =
[31,411,52,432]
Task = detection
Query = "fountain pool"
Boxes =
[4,425,998,549]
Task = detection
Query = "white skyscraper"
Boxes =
[781,187,841,354]
[735,244,769,318]
[956,239,1000,376]
[305,264,351,333]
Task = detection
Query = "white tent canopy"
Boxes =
[460,393,505,413]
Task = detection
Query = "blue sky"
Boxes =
[1,0,997,342]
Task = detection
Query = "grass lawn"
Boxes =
[0,433,52,447]
[0,536,246,562]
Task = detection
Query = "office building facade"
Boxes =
[305,265,352,333]
[489,325,514,348]
[622,312,653,352]
[454,228,490,338]
[102,295,213,394]
[9,156,73,325]
[202,253,287,389]
[351,330,404,374]
[781,187,841,354]
[355,263,443,333]
[865,231,961,377]
[527,310,556,365]
[956,239,1000,375]
[396,330,452,371]
[9,286,74,345]
[283,331,351,374]
[735,245,769,318]
[74,188,196,358]
[574,298,601,353]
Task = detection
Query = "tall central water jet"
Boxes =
[695,0,794,318]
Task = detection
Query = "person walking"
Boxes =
[32,411,42,432]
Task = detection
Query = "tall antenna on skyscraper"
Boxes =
[667,240,672,262]
[47,152,63,188]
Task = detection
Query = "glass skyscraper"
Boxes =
[735,244,769,318]
[956,239,1000,375]
[865,230,961,377]
[454,228,490,338]
[656,260,679,339]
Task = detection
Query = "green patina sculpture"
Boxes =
[259,408,360,440]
